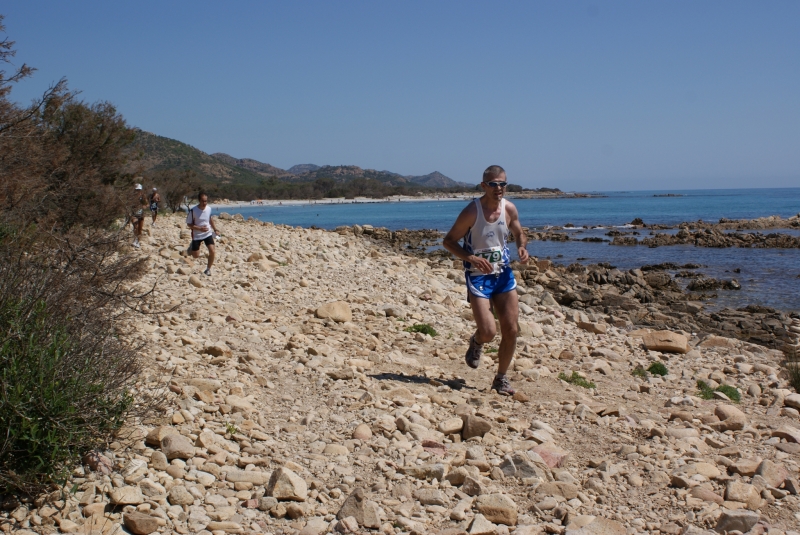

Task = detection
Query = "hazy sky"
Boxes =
[4,2,799,190]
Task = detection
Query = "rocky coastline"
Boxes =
[4,213,800,535]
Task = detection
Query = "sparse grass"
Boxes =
[697,380,741,403]
[225,422,238,435]
[647,362,669,376]
[404,323,438,337]
[631,367,647,378]
[559,371,596,389]
[485,347,499,354]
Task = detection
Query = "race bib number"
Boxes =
[471,246,504,274]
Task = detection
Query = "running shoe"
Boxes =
[464,334,482,369]
[491,375,516,396]
[203,268,211,276]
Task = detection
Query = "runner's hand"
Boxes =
[470,255,494,274]
[518,246,530,264]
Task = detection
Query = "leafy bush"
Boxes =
[697,380,741,403]
[647,362,669,376]
[404,323,438,337]
[558,371,596,389]
[0,276,141,494]
[0,20,156,495]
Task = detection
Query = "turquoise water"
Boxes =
[228,188,800,231]
[227,188,800,312]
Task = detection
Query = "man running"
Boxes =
[186,192,219,276]
[149,187,161,226]
[443,165,529,395]
[131,183,147,248]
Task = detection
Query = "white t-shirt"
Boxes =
[186,205,213,240]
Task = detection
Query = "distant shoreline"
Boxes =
[210,192,596,210]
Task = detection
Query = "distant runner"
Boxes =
[149,187,161,226]
[186,192,219,276]
[443,165,529,395]
[131,182,147,248]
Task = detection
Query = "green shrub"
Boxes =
[697,380,740,403]
[558,371,596,389]
[631,367,647,378]
[0,295,140,494]
[716,384,741,403]
[647,362,669,376]
[404,323,438,337]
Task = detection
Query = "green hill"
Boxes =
[126,130,265,185]
[126,129,472,200]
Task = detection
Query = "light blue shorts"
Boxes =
[465,267,517,301]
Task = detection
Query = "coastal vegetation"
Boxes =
[0,18,153,494]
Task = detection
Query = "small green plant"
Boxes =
[225,422,238,435]
[485,347,499,354]
[631,367,647,378]
[647,362,669,376]
[716,384,741,403]
[558,371,596,389]
[697,380,741,403]
[404,323,438,337]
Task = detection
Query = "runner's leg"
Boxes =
[206,243,215,270]
[470,295,496,345]
[491,289,519,376]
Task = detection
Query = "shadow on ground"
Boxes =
[368,372,476,392]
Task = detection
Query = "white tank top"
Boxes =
[463,198,511,275]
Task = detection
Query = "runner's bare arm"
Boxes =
[442,203,493,274]
[506,201,529,264]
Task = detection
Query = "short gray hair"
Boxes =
[482,165,505,182]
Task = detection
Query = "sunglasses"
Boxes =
[484,181,507,188]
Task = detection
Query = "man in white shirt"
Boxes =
[186,192,219,276]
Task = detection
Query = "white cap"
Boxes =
[152,187,157,191]
[134,184,143,190]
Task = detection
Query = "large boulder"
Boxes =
[710,404,747,432]
[642,331,689,354]
[316,301,352,323]
[461,415,492,439]
[336,488,381,528]
[714,509,759,533]
[160,434,195,460]
[267,467,308,501]
[475,494,518,526]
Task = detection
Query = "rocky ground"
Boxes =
[2,213,800,535]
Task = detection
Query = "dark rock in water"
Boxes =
[630,218,644,226]
[641,263,682,271]
[676,270,704,279]
[687,278,741,292]
[722,279,741,290]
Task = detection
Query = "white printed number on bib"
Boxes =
[472,246,504,274]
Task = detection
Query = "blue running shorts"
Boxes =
[465,267,517,301]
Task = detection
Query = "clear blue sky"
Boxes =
[4,2,799,190]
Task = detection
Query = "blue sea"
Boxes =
[227,188,800,312]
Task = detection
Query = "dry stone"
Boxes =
[160,434,195,460]
[123,512,159,535]
[267,467,308,501]
[475,493,517,526]
[462,414,492,439]
[336,488,381,529]
[316,301,352,322]
[642,331,689,354]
